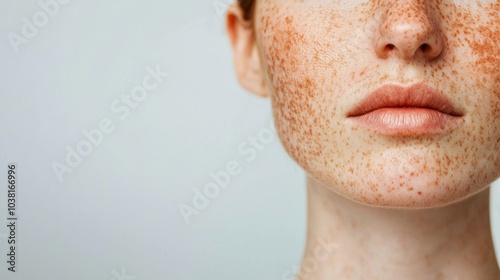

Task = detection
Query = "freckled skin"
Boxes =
[227,0,500,278]
[254,0,500,208]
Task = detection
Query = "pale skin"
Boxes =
[226,0,500,279]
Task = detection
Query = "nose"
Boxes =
[374,1,444,61]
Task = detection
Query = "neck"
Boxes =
[297,176,500,280]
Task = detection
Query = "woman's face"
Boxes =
[250,0,500,207]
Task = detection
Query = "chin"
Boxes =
[303,149,499,209]
[340,179,480,209]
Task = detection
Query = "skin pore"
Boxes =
[227,0,500,279]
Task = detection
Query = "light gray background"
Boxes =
[0,1,498,279]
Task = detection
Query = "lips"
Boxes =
[347,83,464,136]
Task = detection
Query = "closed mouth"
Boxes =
[347,83,463,118]
[346,83,464,136]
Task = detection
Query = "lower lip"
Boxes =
[348,108,463,136]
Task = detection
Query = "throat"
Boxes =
[295,177,500,280]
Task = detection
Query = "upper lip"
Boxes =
[347,83,463,117]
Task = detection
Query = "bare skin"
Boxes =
[302,178,499,279]
[227,0,500,279]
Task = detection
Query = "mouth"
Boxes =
[346,83,464,136]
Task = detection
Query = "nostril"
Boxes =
[419,43,431,52]
[385,44,395,51]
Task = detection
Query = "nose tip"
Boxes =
[375,4,444,61]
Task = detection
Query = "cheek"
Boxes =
[452,2,500,94]
[447,2,500,153]
[258,11,346,172]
